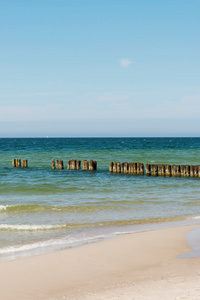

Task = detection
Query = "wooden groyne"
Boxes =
[11,158,200,178]
[67,159,81,170]
[110,162,144,175]
[147,164,200,177]
[109,162,200,177]
[51,159,97,171]
[12,159,28,168]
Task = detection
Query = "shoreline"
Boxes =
[1,216,200,262]
[0,224,200,299]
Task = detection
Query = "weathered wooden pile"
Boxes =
[145,164,200,177]
[109,162,200,177]
[109,162,144,175]
[51,159,97,171]
[12,159,28,168]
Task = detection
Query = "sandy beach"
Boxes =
[0,225,200,300]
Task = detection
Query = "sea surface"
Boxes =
[1,137,200,260]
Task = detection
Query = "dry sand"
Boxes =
[0,225,200,300]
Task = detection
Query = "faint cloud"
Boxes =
[120,58,132,68]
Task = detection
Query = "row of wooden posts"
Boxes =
[52,159,97,171]
[11,159,200,177]
[12,159,28,168]
[109,162,144,175]
[12,159,97,171]
[110,162,200,177]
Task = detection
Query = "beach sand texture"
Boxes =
[0,225,200,300]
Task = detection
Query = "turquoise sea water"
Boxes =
[1,137,200,260]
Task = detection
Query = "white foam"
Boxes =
[0,205,11,211]
[114,230,135,235]
[0,235,108,255]
[0,239,66,254]
[0,224,66,230]
[190,216,200,220]
[0,204,23,211]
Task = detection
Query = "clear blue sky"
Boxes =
[0,0,200,137]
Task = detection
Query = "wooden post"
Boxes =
[165,165,171,177]
[121,162,125,173]
[113,162,117,173]
[67,160,71,170]
[89,160,96,171]
[171,165,176,177]
[139,163,144,175]
[124,162,129,173]
[56,160,59,169]
[158,164,165,176]
[60,160,64,169]
[52,159,55,169]
[56,160,64,169]
[198,166,200,178]
[185,165,190,177]
[116,162,121,173]
[151,164,158,176]
[181,165,190,177]
[16,159,21,168]
[172,165,180,177]
[133,163,137,174]
[136,163,144,175]
[82,160,89,170]
[176,165,181,177]
[190,165,194,177]
[129,163,134,174]
[12,159,16,168]
[89,160,93,170]
[109,162,113,172]
[136,163,140,175]
[180,165,186,177]
[77,160,81,170]
[145,164,151,176]
[93,161,97,170]
[193,166,198,177]
[22,159,28,168]
[71,159,77,170]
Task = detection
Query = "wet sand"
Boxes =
[0,225,200,300]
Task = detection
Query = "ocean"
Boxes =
[1,137,200,260]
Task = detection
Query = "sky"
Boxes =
[0,0,200,137]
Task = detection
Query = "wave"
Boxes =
[0,216,189,232]
[1,210,199,232]
[0,234,109,256]
[1,216,200,257]
[0,215,199,259]
[184,202,200,206]
[0,224,66,231]
[0,204,101,213]
[0,239,67,255]
[190,215,200,220]
[0,203,137,213]
[0,205,12,211]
